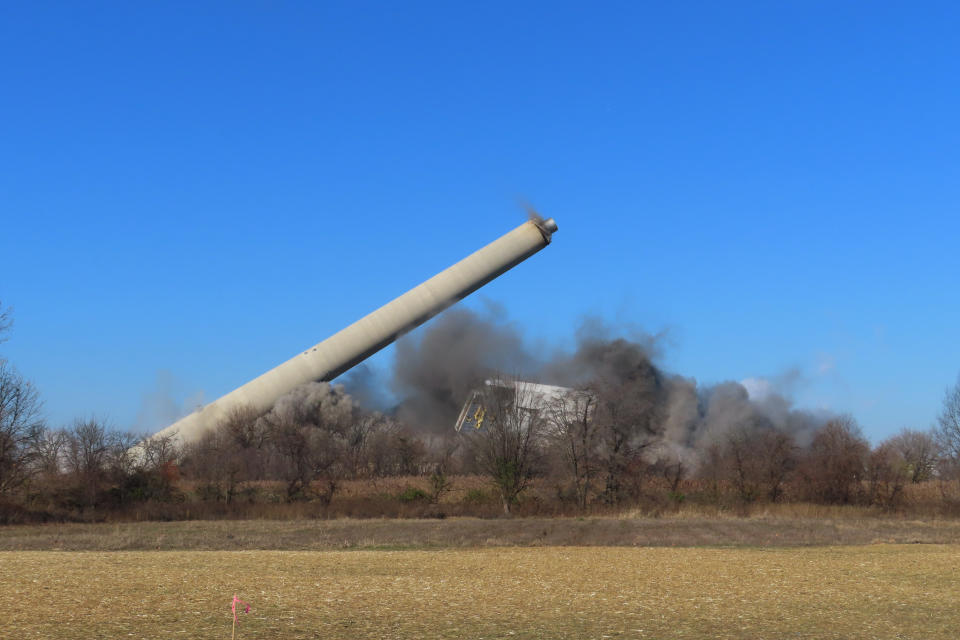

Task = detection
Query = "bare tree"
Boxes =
[697,442,726,504]
[220,404,270,482]
[306,427,346,506]
[105,430,140,483]
[343,411,395,478]
[635,443,692,509]
[0,300,12,344]
[546,388,596,510]
[799,416,869,504]
[588,359,665,504]
[936,375,960,463]
[724,426,763,503]
[221,405,268,450]
[267,411,317,500]
[758,429,797,502]
[419,433,457,503]
[721,425,796,504]
[31,428,67,476]
[366,418,403,477]
[263,383,352,503]
[461,379,545,514]
[267,413,346,504]
[184,424,247,502]
[136,431,181,473]
[123,430,184,502]
[0,360,45,496]
[546,334,669,505]
[64,418,112,508]
[886,428,939,483]
[865,442,909,510]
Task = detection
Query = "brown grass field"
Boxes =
[4,516,960,638]
[5,513,960,551]
[2,545,959,639]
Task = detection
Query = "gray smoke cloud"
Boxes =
[543,317,665,387]
[340,364,394,413]
[267,381,354,427]
[388,307,534,432]
[135,370,205,433]
[369,307,829,466]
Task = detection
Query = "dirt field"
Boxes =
[3,545,958,639]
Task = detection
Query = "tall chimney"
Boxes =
[153,217,558,444]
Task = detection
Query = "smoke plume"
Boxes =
[365,306,830,467]
[268,381,354,427]
[388,307,533,432]
[135,370,205,434]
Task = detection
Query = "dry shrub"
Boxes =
[10,470,960,524]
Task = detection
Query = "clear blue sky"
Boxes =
[1,2,957,442]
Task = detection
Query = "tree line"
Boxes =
[3,300,960,521]
[3,366,960,522]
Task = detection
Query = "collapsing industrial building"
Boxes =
[454,378,595,435]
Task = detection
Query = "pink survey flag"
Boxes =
[231,594,251,623]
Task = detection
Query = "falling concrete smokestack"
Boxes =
[153,217,559,444]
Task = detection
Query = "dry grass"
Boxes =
[5,515,960,551]
[14,475,958,524]
[3,545,958,639]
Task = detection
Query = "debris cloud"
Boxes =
[374,306,829,467]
